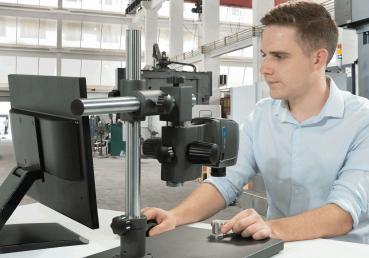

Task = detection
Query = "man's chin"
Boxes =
[269,92,286,100]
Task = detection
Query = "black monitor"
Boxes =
[0,74,99,253]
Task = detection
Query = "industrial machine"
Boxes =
[335,0,369,98]
[69,29,283,258]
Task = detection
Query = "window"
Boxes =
[101,60,121,87]
[18,18,39,45]
[0,56,16,83]
[243,46,253,58]
[0,16,16,44]
[82,0,101,11]
[0,0,17,4]
[62,21,82,47]
[61,59,81,77]
[40,0,58,7]
[63,0,82,9]
[17,57,38,75]
[39,58,57,76]
[244,67,253,85]
[101,23,121,49]
[18,0,39,5]
[102,0,122,12]
[81,22,102,48]
[81,60,101,86]
[39,19,57,46]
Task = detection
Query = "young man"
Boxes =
[143,1,369,243]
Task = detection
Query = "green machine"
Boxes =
[110,123,125,156]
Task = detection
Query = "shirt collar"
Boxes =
[273,77,345,124]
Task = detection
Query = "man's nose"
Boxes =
[260,59,273,76]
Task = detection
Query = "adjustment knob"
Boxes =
[156,94,175,113]
[159,146,175,164]
[187,141,219,165]
[142,138,175,164]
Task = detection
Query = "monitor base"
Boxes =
[0,223,88,254]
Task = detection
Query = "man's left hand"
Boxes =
[221,209,272,240]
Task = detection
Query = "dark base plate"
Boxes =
[86,226,284,258]
[0,223,88,254]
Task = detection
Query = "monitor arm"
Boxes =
[71,29,239,258]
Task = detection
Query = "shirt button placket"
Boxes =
[290,125,301,214]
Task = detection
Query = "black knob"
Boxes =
[187,141,219,165]
[156,146,175,164]
[142,138,175,164]
[157,94,175,113]
[142,138,161,157]
[111,215,131,236]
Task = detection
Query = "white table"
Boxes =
[2,203,369,258]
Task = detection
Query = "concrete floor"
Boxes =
[0,139,242,225]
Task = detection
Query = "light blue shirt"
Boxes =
[206,79,369,243]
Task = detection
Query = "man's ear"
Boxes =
[313,48,329,70]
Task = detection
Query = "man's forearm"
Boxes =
[170,183,226,227]
[267,204,353,241]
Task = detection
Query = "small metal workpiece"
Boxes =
[209,220,226,240]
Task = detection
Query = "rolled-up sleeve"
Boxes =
[205,114,258,206]
[327,128,369,228]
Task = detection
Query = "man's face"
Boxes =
[260,25,316,100]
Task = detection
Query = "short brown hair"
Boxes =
[260,1,338,65]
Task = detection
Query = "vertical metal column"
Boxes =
[125,29,141,219]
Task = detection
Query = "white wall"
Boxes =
[230,85,256,126]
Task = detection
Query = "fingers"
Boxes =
[222,209,271,240]
[148,219,174,236]
[253,228,271,240]
[221,209,255,234]
[233,214,258,234]
[241,222,270,239]
[141,207,151,213]
[141,207,176,237]
[142,207,157,221]
[221,220,234,234]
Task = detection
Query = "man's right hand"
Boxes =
[141,207,177,236]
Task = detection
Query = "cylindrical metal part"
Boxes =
[125,121,141,218]
[126,29,141,81]
[210,220,226,240]
[125,29,142,219]
[71,97,140,116]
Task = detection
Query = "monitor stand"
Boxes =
[0,223,88,253]
[0,167,88,254]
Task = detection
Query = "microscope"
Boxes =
[71,29,240,258]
